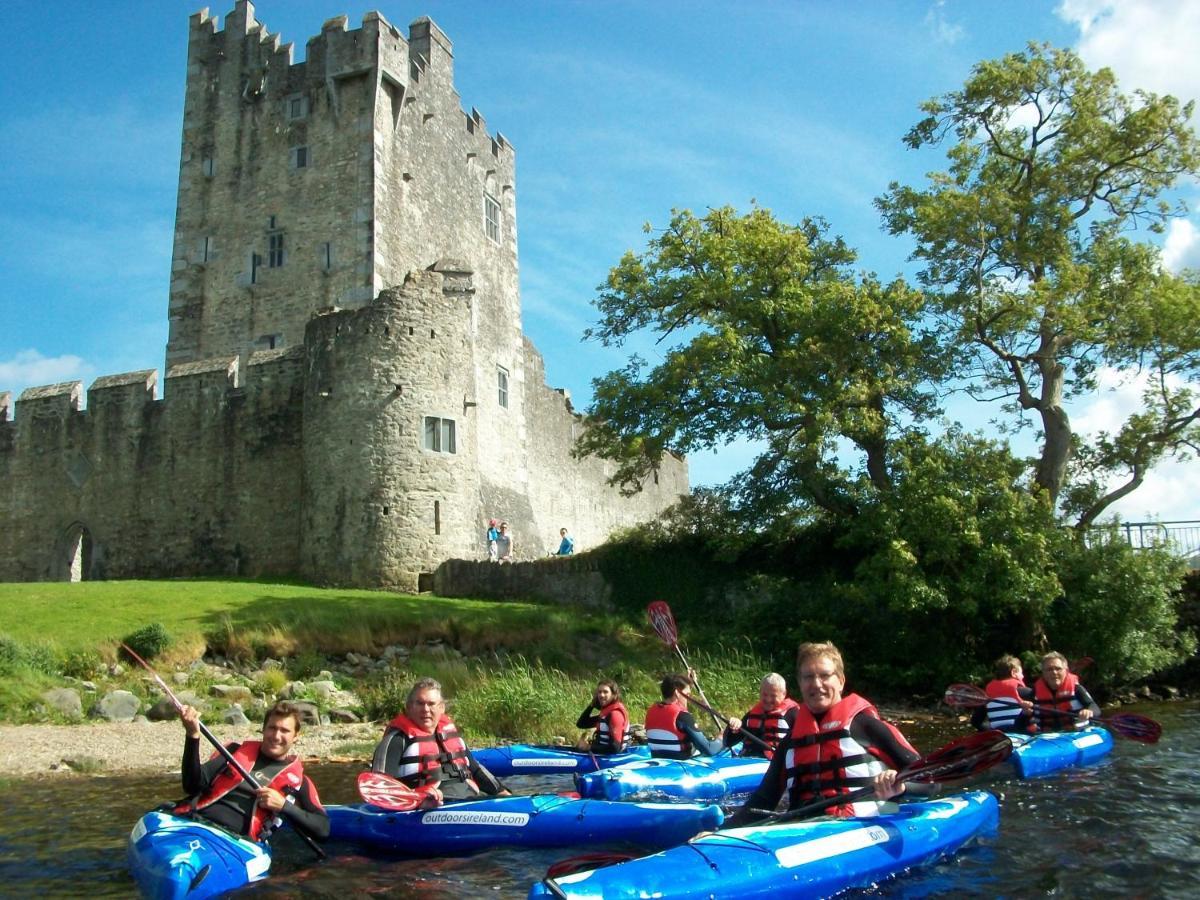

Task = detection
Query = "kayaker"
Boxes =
[175,701,329,842]
[645,671,724,759]
[727,641,922,824]
[371,676,510,808]
[576,679,630,753]
[722,672,800,758]
[1032,651,1101,732]
[970,653,1035,733]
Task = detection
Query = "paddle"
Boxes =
[120,643,325,858]
[356,771,428,811]
[943,683,1162,744]
[744,728,1014,825]
[684,694,772,754]
[646,600,721,730]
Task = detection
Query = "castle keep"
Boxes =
[0,2,687,590]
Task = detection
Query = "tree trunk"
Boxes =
[1034,360,1072,502]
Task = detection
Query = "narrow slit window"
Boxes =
[268,233,284,268]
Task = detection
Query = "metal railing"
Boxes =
[1090,520,1200,567]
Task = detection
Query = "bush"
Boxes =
[61,648,104,680]
[121,623,171,662]
[0,635,61,677]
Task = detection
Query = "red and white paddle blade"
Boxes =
[356,771,423,811]
[943,683,989,708]
[646,600,679,646]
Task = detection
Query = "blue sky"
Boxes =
[1,1,1197,520]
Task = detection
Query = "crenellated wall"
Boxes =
[0,4,688,590]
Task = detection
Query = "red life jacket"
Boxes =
[984,678,1030,733]
[1034,673,1084,731]
[742,697,800,758]
[782,694,916,817]
[175,741,305,841]
[591,700,629,754]
[385,712,478,791]
[645,700,691,759]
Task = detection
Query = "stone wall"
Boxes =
[432,557,615,610]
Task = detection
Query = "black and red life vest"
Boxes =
[384,711,478,791]
[645,700,691,759]
[781,694,916,818]
[1034,673,1085,731]
[590,700,629,754]
[984,677,1030,733]
[741,697,800,758]
[175,741,305,841]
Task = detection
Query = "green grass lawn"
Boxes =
[0,579,770,738]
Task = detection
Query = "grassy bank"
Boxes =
[0,579,769,745]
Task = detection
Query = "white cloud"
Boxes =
[1070,367,1198,522]
[1162,217,1200,273]
[1057,1,1200,115]
[924,1,965,45]
[0,350,90,396]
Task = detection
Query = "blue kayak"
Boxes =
[127,810,271,900]
[1007,726,1114,777]
[471,743,650,776]
[327,794,723,857]
[575,754,770,802]
[529,790,999,899]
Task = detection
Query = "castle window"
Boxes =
[290,145,309,170]
[423,416,457,454]
[201,156,215,177]
[268,233,284,268]
[321,242,333,271]
[268,215,277,230]
[286,94,309,120]
[256,334,281,350]
[201,236,213,263]
[484,193,501,243]
[497,366,509,408]
[250,252,262,284]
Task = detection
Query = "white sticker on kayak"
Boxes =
[421,811,530,827]
[245,854,271,882]
[917,797,970,820]
[775,825,891,869]
[512,759,579,768]
[1073,733,1106,748]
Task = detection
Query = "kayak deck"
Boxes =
[576,754,770,802]
[328,793,723,857]
[530,790,999,899]
[127,810,271,900]
[471,743,650,776]
[1007,726,1114,777]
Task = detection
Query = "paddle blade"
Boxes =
[546,851,637,879]
[646,600,679,647]
[943,683,989,708]
[1103,712,1163,745]
[901,729,1013,785]
[356,771,424,811]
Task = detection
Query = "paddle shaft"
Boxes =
[963,691,1098,724]
[122,644,325,858]
[684,695,772,752]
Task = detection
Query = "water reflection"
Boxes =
[0,703,1195,898]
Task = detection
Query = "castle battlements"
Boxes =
[0,4,686,590]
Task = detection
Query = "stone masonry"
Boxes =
[0,2,687,591]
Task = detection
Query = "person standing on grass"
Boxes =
[371,677,508,809]
[175,701,329,843]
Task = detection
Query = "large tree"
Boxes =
[577,207,945,520]
[876,43,1200,527]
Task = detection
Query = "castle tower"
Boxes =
[166,2,519,373]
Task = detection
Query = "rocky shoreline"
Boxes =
[0,720,381,778]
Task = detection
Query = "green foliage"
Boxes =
[60,648,104,680]
[1048,536,1195,685]
[0,636,61,677]
[877,42,1200,518]
[579,205,946,519]
[121,623,171,661]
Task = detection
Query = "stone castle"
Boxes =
[0,2,687,591]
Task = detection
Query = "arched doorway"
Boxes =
[64,523,93,582]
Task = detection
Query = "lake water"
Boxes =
[1,702,1195,898]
